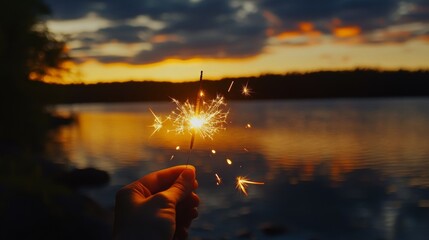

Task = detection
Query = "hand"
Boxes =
[114,165,199,240]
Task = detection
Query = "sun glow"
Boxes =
[46,39,429,84]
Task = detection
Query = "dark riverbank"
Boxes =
[0,115,112,239]
[32,69,429,104]
[0,155,112,239]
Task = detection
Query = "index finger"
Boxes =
[137,165,196,194]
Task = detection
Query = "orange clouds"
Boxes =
[333,26,361,38]
[419,35,429,42]
[331,19,361,39]
[299,22,314,32]
[274,22,321,44]
[276,31,301,40]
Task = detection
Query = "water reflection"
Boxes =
[51,98,429,239]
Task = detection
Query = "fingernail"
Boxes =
[182,169,194,181]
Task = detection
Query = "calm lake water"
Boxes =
[50,98,429,240]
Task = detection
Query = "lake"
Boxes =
[50,98,429,240]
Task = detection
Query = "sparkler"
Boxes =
[236,176,264,196]
[150,71,228,163]
[149,71,264,197]
[167,71,229,166]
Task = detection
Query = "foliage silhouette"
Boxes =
[0,0,69,146]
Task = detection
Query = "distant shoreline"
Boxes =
[32,69,429,104]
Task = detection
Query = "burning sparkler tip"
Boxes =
[169,95,228,140]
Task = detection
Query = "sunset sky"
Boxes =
[44,0,429,83]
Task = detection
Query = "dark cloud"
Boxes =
[338,0,398,21]
[58,0,267,64]
[90,55,129,64]
[125,0,268,64]
[161,1,235,33]
[44,0,101,19]
[262,0,337,22]
[338,0,398,33]
[100,0,190,20]
[262,0,399,32]
[98,25,149,43]
[44,0,429,64]
[132,27,266,64]
[398,0,429,23]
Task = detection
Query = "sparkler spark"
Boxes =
[228,81,234,92]
[236,176,264,196]
[149,108,163,137]
[211,149,216,154]
[242,82,252,96]
[245,123,252,128]
[226,158,232,165]
[176,146,180,150]
[215,173,222,185]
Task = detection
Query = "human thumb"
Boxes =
[164,168,195,204]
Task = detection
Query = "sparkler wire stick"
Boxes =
[186,71,204,166]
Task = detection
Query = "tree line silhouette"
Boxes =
[32,69,429,104]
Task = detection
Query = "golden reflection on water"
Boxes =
[47,99,429,240]
[51,99,429,187]
[54,112,153,171]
